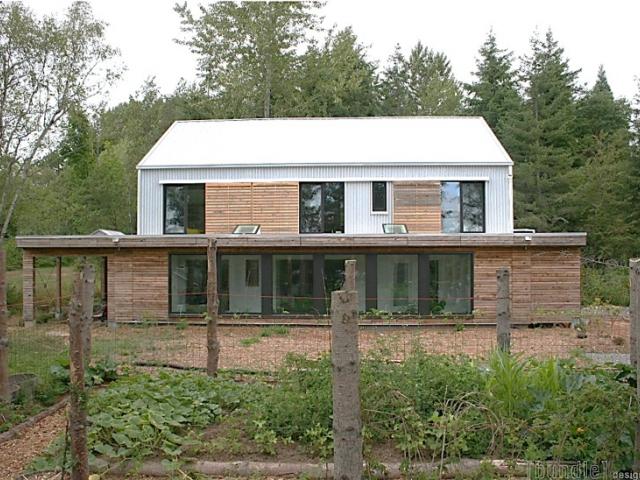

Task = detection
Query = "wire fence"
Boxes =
[4,253,633,386]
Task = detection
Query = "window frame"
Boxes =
[371,181,388,213]
[299,182,345,234]
[163,184,205,235]
[441,181,486,234]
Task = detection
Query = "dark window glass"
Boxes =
[273,255,314,314]
[170,254,207,314]
[440,182,484,233]
[429,254,472,314]
[299,182,344,233]
[323,255,366,313]
[461,183,485,232]
[164,184,205,234]
[372,182,387,212]
[245,259,260,287]
[299,183,322,233]
[377,255,418,314]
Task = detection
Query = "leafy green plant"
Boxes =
[259,325,290,337]
[176,318,189,331]
[240,337,261,347]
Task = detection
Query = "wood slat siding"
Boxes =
[392,182,441,233]
[22,251,35,325]
[20,245,579,324]
[107,249,168,323]
[205,182,299,234]
[473,246,581,323]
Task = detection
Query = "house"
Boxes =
[17,117,585,325]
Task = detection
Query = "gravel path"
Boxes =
[0,408,66,479]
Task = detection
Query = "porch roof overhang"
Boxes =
[16,232,587,251]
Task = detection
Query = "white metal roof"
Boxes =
[137,116,513,169]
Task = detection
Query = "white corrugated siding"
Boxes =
[138,165,513,235]
[344,182,392,234]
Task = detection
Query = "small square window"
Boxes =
[382,223,408,234]
[233,224,260,234]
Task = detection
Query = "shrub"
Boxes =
[581,265,629,306]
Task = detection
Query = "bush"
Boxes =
[581,265,629,306]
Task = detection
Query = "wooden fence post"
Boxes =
[55,257,63,320]
[630,258,640,473]
[79,261,95,369]
[496,267,511,352]
[68,268,89,480]
[0,246,10,403]
[331,259,362,480]
[207,239,220,377]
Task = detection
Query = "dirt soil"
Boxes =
[85,316,630,372]
[0,408,66,480]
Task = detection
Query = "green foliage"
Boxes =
[581,265,629,306]
[259,325,290,337]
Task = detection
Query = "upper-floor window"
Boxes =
[164,184,205,234]
[372,181,387,212]
[299,182,344,233]
[441,182,485,233]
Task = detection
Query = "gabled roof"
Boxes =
[137,116,513,169]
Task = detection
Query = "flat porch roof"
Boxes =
[16,232,587,250]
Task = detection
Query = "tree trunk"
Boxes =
[0,244,10,402]
[68,268,89,480]
[331,260,362,480]
[207,239,220,376]
[79,260,95,369]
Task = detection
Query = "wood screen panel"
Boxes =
[206,182,299,234]
[392,181,441,233]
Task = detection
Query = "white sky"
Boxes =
[25,0,640,107]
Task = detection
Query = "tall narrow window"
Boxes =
[372,182,387,212]
[441,182,485,233]
[170,254,207,314]
[164,184,205,234]
[299,183,344,233]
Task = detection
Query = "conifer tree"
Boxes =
[466,30,522,134]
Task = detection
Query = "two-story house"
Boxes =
[17,117,585,325]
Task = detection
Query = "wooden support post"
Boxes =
[630,259,640,474]
[207,239,220,377]
[496,267,511,352]
[22,251,35,327]
[79,261,95,369]
[331,259,362,480]
[68,268,89,480]
[0,246,10,402]
[101,256,108,317]
[55,257,63,320]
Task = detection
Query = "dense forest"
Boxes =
[2,1,640,269]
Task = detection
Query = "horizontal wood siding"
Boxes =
[205,182,299,234]
[107,249,168,323]
[392,181,441,233]
[473,246,581,323]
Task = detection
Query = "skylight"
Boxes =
[382,224,408,234]
[233,224,260,235]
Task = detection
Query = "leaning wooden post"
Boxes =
[496,267,511,352]
[630,259,640,474]
[55,257,63,320]
[79,260,95,369]
[207,239,220,376]
[331,259,363,480]
[68,268,89,480]
[0,246,10,402]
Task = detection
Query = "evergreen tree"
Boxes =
[175,1,321,118]
[466,30,521,134]
[295,28,379,117]
[380,42,461,115]
[501,30,579,232]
